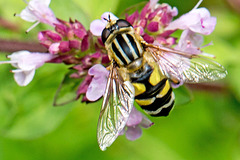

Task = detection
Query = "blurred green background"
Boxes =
[0,0,240,159]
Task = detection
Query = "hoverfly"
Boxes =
[97,18,227,151]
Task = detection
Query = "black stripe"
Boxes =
[135,79,167,100]
[112,42,127,65]
[126,34,141,57]
[150,101,174,117]
[139,88,173,111]
[116,34,134,62]
[131,67,153,84]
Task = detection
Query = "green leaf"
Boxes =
[53,70,82,106]
[174,85,193,106]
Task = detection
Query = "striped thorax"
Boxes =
[102,19,143,67]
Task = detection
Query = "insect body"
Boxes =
[102,19,174,117]
[97,19,227,151]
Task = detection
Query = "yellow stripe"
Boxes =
[149,67,161,86]
[144,92,175,115]
[135,37,143,54]
[113,39,131,64]
[122,34,138,59]
[135,97,156,106]
[156,80,170,98]
[132,83,146,96]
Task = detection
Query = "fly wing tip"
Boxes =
[99,144,107,151]
[97,133,118,151]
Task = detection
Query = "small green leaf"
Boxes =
[174,85,193,106]
[53,70,82,106]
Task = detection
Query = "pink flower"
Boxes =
[39,19,90,54]
[165,0,216,35]
[175,29,203,54]
[17,0,59,32]
[0,51,55,86]
[90,12,118,36]
[125,0,178,45]
[49,42,60,54]
[119,107,153,141]
[86,64,109,101]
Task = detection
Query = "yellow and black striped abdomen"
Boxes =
[131,63,175,117]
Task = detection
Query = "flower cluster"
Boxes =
[126,1,178,45]
[0,0,217,146]
[38,19,90,55]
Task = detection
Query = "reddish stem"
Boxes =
[0,39,47,53]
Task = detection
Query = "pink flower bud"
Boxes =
[59,41,70,53]
[49,42,60,54]
[69,40,80,50]
[147,21,159,32]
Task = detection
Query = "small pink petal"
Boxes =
[7,51,33,70]
[165,7,216,35]
[44,30,62,41]
[90,52,101,59]
[49,42,60,54]
[19,52,54,69]
[81,35,89,52]
[77,75,92,95]
[28,0,59,25]
[86,64,109,101]
[118,129,125,136]
[142,34,154,43]
[140,116,154,128]
[13,69,35,86]
[88,64,109,76]
[126,107,143,126]
[175,29,203,54]
[140,2,150,19]
[147,22,159,32]
[125,126,142,141]
[59,41,70,53]
[19,8,38,22]
[90,12,118,36]
[90,20,106,36]
[69,40,80,50]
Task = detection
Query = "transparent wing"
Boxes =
[97,64,135,151]
[144,44,227,83]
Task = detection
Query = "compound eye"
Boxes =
[116,19,132,28]
[101,28,110,44]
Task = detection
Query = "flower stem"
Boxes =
[0,39,47,53]
[186,82,227,93]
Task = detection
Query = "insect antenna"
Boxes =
[103,12,112,22]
